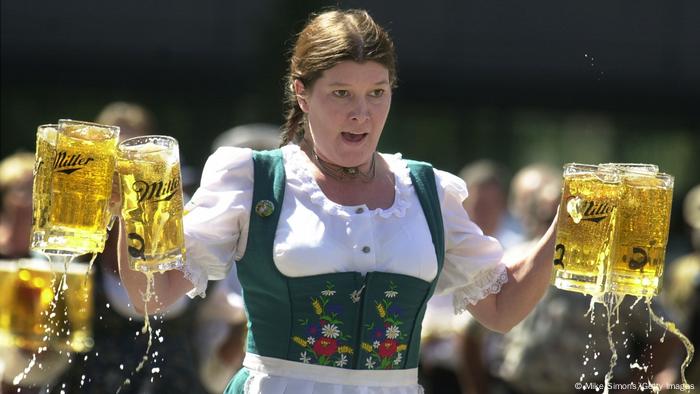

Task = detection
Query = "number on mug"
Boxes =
[625,246,648,270]
[553,244,566,268]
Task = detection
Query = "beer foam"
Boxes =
[121,142,177,164]
[38,126,58,142]
[63,125,115,141]
[125,142,168,154]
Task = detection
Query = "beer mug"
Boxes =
[117,135,186,272]
[604,165,673,297]
[31,120,120,256]
[10,258,94,353]
[552,163,622,296]
[0,260,18,346]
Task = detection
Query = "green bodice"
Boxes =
[234,149,444,371]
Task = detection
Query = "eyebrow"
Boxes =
[327,80,390,87]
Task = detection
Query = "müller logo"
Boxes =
[52,151,95,174]
[133,178,179,203]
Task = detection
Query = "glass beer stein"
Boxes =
[605,167,673,297]
[10,258,94,353]
[31,120,120,256]
[0,260,18,346]
[552,163,622,296]
[117,135,186,272]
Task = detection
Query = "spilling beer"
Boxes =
[552,162,674,298]
[1,119,187,360]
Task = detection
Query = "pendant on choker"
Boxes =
[312,151,376,182]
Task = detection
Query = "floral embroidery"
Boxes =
[360,281,408,369]
[299,351,311,364]
[292,282,353,368]
[322,323,340,338]
[335,354,349,367]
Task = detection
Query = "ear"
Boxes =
[293,79,309,113]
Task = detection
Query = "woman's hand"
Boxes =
[109,172,122,217]
[106,172,122,232]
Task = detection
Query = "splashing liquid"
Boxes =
[116,271,156,394]
[646,297,694,390]
[12,254,94,385]
[586,292,694,394]
[84,253,98,289]
[599,293,625,394]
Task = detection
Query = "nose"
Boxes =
[349,97,370,123]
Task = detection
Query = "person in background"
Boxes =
[96,101,157,142]
[211,123,281,152]
[459,160,523,249]
[50,102,207,394]
[0,152,35,259]
[194,123,280,394]
[0,152,70,393]
[507,163,561,247]
[663,184,700,390]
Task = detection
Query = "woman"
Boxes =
[117,9,557,393]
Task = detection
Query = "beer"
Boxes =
[552,164,622,296]
[31,125,58,243]
[118,136,186,272]
[0,260,18,346]
[32,120,119,256]
[606,170,673,297]
[10,258,94,353]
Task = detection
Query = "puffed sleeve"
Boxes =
[180,147,254,298]
[432,169,508,314]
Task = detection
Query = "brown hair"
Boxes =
[281,9,397,145]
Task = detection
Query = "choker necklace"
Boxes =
[312,150,376,182]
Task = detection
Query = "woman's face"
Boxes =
[296,60,392,168]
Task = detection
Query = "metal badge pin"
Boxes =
[255,199,275,217]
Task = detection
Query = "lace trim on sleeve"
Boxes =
[180,263,209,299]
[453,263,508,314]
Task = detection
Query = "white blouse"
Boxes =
[180,144,507,393]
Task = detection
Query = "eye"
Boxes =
[333,90,350,98]
[369,89,385,98]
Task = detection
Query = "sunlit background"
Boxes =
[2,0,699,253]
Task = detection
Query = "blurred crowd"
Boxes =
[0,102,697,393]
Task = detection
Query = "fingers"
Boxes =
[109,172,122,217]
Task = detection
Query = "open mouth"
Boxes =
[341,132,368,143]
